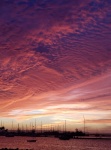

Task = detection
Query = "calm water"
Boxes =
[0,136,111,150]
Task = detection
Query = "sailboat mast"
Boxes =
[41,121,42,133]
[35,119,36,132]
[83,115,85,134]
[1,120,2,127]
[12,121,13,131]
[65,120,66,132]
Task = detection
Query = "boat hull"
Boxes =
[27,140,36,142]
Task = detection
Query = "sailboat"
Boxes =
[27,139,36,142]
[59,133,71,140]
[27,120,37,142]
[59,120,71,140]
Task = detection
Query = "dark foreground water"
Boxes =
[0,136,111,150]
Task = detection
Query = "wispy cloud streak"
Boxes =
[0,0,111,132]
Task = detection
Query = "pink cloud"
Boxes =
[0,0,111,132]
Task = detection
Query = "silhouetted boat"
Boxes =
[59,132,72,140]
[27,139,36,142]
[27,135,37,142]
[59,135,70,140]
[59,120,71,140]
[5,135,14,137]
[5,133,14,137]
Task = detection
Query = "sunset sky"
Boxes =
[0,0,111,133]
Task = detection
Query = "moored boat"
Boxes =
[27,139,36,142]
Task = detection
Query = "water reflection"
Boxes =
[0,137,111,150]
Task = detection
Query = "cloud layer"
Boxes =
[0,0,111,132]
